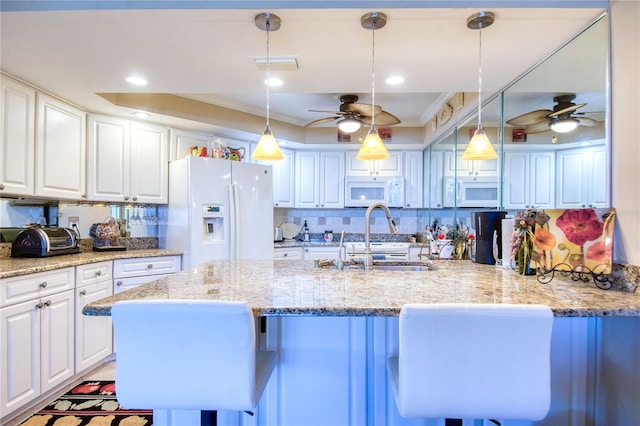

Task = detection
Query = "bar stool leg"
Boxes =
[201,410,217,426]
[445,418,462,426]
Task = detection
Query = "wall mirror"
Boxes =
[425,12,609,229]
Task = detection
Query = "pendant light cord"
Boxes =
[477,27,483,128]
[371,20,376,130]
[265,20,271,129]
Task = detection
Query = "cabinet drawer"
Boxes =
[0,268,74,308]
[274,247,303,260]
[113,256,181,278]
[114,274,173,294]
[76,261,113,287]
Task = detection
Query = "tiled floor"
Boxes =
[4,360,116,426]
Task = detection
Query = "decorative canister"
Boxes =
[323,230,333,242]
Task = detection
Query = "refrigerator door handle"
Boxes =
[229,183,238,259]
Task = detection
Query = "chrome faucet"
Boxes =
[364,202,399,271]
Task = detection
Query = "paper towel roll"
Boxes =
[501,218,516,269]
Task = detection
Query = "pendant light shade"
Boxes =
[462,11,497,161]
[357,12,390,161]
[252,12,284,161]
[357,127,389,160]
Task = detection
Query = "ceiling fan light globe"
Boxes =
[549,117,580,133]
[462,126,497,161]
[252,126,284,161]
[357,128,390,161]
[337,118,362,133]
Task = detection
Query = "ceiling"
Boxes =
[0,4,607,145]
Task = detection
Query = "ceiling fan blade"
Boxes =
[525,120,552,134]
[308,109,343,114]
[361,111,401,126]
[548,103,587,117]
[304,117,340,127]
[346,102,383,117]
[506,109,553,126]
[578,117,598,127]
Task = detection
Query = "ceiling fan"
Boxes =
[304,94,401,134]
[506,94,599,134]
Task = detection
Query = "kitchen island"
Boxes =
[83,259,640,426]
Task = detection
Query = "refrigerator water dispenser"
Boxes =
[202,204,224,241]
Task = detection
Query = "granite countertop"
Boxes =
[82,259,640,318]
[0,249,183,279]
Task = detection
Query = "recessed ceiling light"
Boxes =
[132,111,150,119]
[126,75,148,86]
[264,77,284,87]
[386,75,405,85]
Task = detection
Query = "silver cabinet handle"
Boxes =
[43,300,51,307]
[283,253,288,257]
[0,184,4,190]
[133,196,138,201]
[124,196,130,201]
[79,289,87,296]
[39,281,48,288]
[116,281,123,286]
[36,302,44,309]
[95,270,102,277]
[147,264,153,269]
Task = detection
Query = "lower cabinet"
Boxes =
[75,262,113,373]
[0,268,75,419]
[238,316,597,426]
[274,247,304,260]
[303,246,344,261]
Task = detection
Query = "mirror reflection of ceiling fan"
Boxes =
[506,94,599,134]
[304,94,401,134]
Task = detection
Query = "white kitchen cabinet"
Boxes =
[113,255,181,294]
[403,151,423,208]
[169,128,213,161]
[1,268,75,419]
[75,261,113,373]
[262,148,295,208]
[87,115,168,204]
[295,151,344,208]
[427,150,444,208]
[345,151,403,176]
[556,144,607,209]
[0,76,35,196]
[444,150,499,177]
[274,246,304,260]
[504,151,555,210]
[36,93,86,200]
[303,246,345,261]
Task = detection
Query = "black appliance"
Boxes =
[10,227,80,257]
[473,211,507,265]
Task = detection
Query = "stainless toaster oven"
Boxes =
[10,227,80,257]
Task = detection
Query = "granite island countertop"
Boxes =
[0,249,183,279]
[83,259,640,317]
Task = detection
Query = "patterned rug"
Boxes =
[18,381,152,426]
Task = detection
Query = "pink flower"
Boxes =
[586,240,612,263]
[556,209,604,247]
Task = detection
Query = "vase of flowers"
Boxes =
[511,209,540,275]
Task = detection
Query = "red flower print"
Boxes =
[100,382,116,395]
[585,240,612,263]
[72,381,101,394]
[556,209,603,247]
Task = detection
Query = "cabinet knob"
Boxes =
[79,289,87,296]
[36,302,44,309]
[406,203,411,207]
[274,203,278,206]
[283,253,288,257]
[582,204,586,208]
[44,300,52,307]
[95,270,102,277]
[81,194,87,199]
[133,196,138,201]
[0,184,4,190]
[39,281,48,288]
[124,196,130,201]
[116,281,123,286]
[147,264,153,269]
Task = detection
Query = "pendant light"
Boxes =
[252,13,284,161]
[462,11,497,161]
[357,12,390,161]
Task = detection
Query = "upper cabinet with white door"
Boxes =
[403,151,424,208]
[87,114,168,204]
[168,128,213,161]
[36,93,86,200]
[345,151,403,176]
[0,76,35,197]
[444,151,499,177]
[262,148,295,208]
[296,151,344,208]
[504,150,555,210]
[556,143,607,209]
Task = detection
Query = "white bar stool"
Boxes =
[388,303,553,425]
[112,300,277,426]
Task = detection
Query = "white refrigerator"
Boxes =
[161,156,274,269]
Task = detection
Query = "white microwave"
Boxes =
[443,176,499,207]
[345,176,404,207]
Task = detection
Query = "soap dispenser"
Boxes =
[303,220,310,242]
